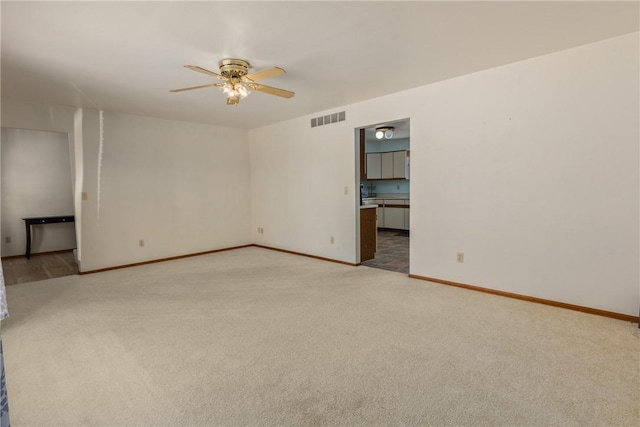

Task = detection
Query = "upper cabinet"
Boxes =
[366,150,408,180]
[381,151,394,179]
[366,153,382,179]
[392,151,406,179]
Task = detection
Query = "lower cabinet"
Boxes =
[384,207,405,229]
[360,207,377,262]
[372,199,410,230]
[376,207,384,228]
[404,208,410,229]
[376,206,410,230]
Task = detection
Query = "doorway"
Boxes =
[356,119,410,274]
[1,128,78,284]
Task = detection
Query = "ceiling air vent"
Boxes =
[310,111,346,128]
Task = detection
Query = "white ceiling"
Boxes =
[2,1,638,130]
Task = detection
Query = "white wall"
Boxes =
[406,33,639,316]
[249,117,357,261]
[78,110,251,271]
[1,128,76,256]
[1,99,252,272]
[250,33,639,316]
[0,100,76,134]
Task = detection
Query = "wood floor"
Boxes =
[361,229,409,274]
[1,251,78,285]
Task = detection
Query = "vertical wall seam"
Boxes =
[97,110,104,221]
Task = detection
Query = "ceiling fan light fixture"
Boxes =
[375,126,394,139]
[171,58,294,105]
[235,83,250,98]
[220,81,250,99]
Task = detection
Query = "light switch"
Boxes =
[82,191,88,200]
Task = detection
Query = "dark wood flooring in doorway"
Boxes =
[361,229,409,274]
[1,251,78,285]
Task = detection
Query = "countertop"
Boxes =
[362,194,409,208]
[363,193,409,200]
[360,204,378,209]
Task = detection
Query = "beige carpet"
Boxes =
[3,247,639,426]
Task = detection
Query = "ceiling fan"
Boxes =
[170,58,295,106]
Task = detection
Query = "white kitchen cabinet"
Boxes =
[366,153,381,179]
[383,207,405,229]
[381,152,394,179]
[375,199,410,230]
[393,151,407,179]
[404,208,410,230]
[366,150,408,180]
[405,151,410,180]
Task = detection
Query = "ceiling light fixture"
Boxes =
[220,81,250,101]
[375,126,394,139]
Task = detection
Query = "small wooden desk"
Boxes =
[23,215,75,259]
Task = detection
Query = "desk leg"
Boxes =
[25,221,31,259]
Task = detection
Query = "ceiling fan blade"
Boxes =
[184,65,225,80]
[248,83,295,98]
[244,67,286,82]
[169,83,223,93]
[226,97,239,106]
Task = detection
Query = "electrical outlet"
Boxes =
[330,236,334,244]
[4,237,11,244]
[457,252,464,263]
[139,239,145,247]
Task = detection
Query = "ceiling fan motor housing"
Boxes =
[219,58,250,80]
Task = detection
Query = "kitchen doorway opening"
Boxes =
[356,119,410,274]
